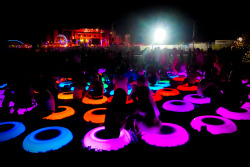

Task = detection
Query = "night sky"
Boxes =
[2,0,249,45]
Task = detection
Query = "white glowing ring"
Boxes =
[190,115,237,135]
[162,100,194,112]
[22,126,73,153]
[82,126,131,151]
[43,106,75,120]
[82,96,108,105]
[216,102,250,120]
[183,94,210,104]
[141,123,189,147]
[0,121,25,142]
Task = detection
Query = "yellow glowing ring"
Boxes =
[156,88,180,96]
[82,96,108,105]
[43,106,75,120]
[177,85,197,91]
[83,108,107,124]
[58,92,73,100]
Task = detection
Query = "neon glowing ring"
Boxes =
[58,92,73,100]
[156,88,180,96]
[82,126,131,151]
[43,106,75,120]
[110,89,132,95]
[152,93,162,101]
[183,94,210,104]
[149,85,164,91]
[107,96,133,104]
[173,76,186,81]
[156,81,171,88]
[177,85,197,91]
[0,121,25,142]
[168,74,179,79]
[162,100,194,112]
[83,108,107,124]
[22,126,73,153]
[141,123,189,147]
[58,81,72,88]
[82,96,108,105]
[216,102,250,120]
[190,115,237,135]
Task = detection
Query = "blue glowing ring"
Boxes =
[0,121,25,142]
[168,74,179,79]
[22,126,73,153]
[58,81,72,88]
[149,85,164,91]
[110,89,131,96]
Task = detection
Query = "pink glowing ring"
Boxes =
[216,102,250,120]
[162,100,194,112]
[183,94,210,104]
[82,126,131,151]
[190,115,237,135]
[141,123,189,147]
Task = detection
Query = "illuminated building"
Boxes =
[42,27,130,48]
[62,28,112,47]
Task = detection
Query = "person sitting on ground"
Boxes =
[84,74,104,99]
[72,72,86,101]
[133,86,162,134]
[38,74,58,117]
[113,69,128,95]
[183,65,201,86]
[12,73,35,115]
[146,65,160,86]
[104,88,130,138]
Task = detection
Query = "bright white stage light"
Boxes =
[154,28,166,43]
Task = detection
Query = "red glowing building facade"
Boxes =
[42,27,130,48]
[63,28,112,47]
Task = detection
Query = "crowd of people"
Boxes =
[1,45,249,140]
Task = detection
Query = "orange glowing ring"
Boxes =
[107,96,133,104]
[82,96,108,105]
[173,76,186,81]
[83,108,107,124]
[58,92,73,100]
[43,106,75,120]
[177,85,197,91]
[156,88,180,96]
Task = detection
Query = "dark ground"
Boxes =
[0,49,250,159]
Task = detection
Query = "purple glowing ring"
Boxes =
[216,102,250,120]
[141,123,189,147]
[183,94,211,104]
[162,100,194,112]
[82,126,131,151]
[190,115,237,135]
